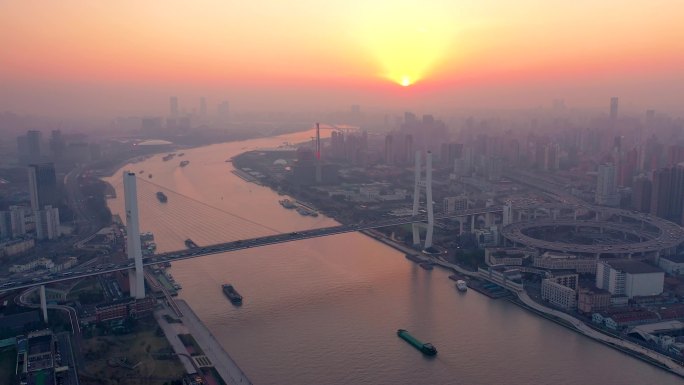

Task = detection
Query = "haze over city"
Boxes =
[2,0,684,117]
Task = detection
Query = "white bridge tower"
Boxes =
[124,171,146,299]
[412,151,435,249]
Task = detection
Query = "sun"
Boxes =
[400,76,412,87]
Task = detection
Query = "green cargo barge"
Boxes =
[397,329,437,356]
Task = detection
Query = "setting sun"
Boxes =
[400,76,412,87]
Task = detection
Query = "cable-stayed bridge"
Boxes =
[2,169,499,294]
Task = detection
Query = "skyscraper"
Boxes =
[28,163,59,212]
[384,134,394,165]
[170,96,179,117]
[610,97,619,120]
[595,163,618,206]
[36,205,60,240]
[650,165,684,223]
[26,130,42,163]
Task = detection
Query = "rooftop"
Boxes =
[606,260,663,274]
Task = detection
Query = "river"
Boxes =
[104,129,681,385]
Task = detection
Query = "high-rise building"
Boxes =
[28,163,59,213]
[384,134,394,165]
[49,130,65,160]
[650,165,684,223]
[631,175,651,213]
[595,163,618,206]
[36,205,60,240]
[610,97,619,120]
[0,211,11,240]
[170,96,179,117]
[9,206,27,238]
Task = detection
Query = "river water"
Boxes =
[105,129,680,385]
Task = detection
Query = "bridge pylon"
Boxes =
[412,151,435,249]
[124,171,146,299]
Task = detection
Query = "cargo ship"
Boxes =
[180,160,190,167]
[397,329,437,356]
[156,192,168,203]
[185,239,199,249]
[222,284,243,305]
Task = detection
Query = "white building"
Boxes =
[658,255,684,276]
[36,205,60,240]
[595,163,619,206]
[542,274,578,310]
[596,260,664,298]
[443,195,468,214]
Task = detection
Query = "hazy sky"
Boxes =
[1,1,683,117]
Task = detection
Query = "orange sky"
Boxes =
[1,0,683,116]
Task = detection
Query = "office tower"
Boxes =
[610,97,619,120]
[26,130,42,163]
[200,97,207,116]
[650,165,684,223]
[384,134,394,165]
[28,163,59,212]
[404,135,414,164]
[170,96,179,117]
[595,163,618,206]
[631,175,651,213]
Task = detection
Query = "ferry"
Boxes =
[156,192,168,203]
[148,174,153,179]
[397,329,437,356]
[179,160,190,167]
[296,207,310,216]
[456,280,468,292]
[222,284,243,305]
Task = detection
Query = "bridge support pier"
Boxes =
[40,285,48,323]
[124,171,146,299]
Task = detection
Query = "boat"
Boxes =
[397,329,437,356]
[156,192,168,203]
[419,262,434,270]
[178,153,185,157]
[296,207,310,216]
[148,174,153,178]
[162,154,175,161]
[222,284,243,305]
[456,280,468,292]
[180,160,190,167]
[185,239,199,249]
[279,199,297,209]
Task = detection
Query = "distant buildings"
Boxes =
[595,163,619,206]
[170,96,179,117]
[577,287,611,314]
[596,260,664,298]
[649,164,684,224]
[610,96,619,120]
